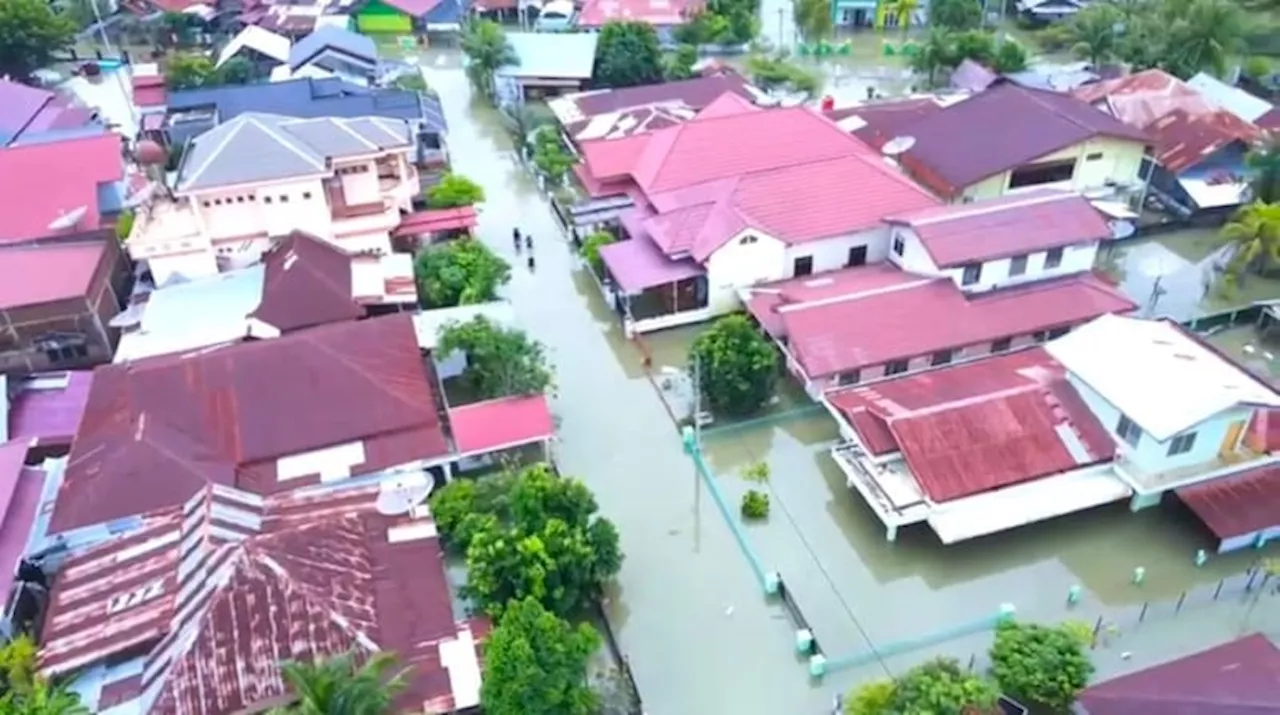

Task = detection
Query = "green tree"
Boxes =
[275,651,407,715]
[426,173,486,208]
[214,56,255,85]
[414,239,511,307]
[462,19,518,96]
[480,596,601,715]
[910,28,956,87]
[990,621,1094,711]
[690,313,779,417]
[0,0,76,80]
[531,127,574,185]
[664,44,699,80]
[581,231,617,276]
[394,71,429,92]
[57,0,112,31]
[991,39,1028,73]
[843,679,895,715]
[891,658,1000,714]
[429,471,519,552]
[114,210,135,243]
[165,52,217,90]
[1249,139,1280,204]
[928,0,981,31]
[0,679,89,715]
[593,21,665,89]
[888,0,920,33]
[436,316,554,399]
[1165,0,1245,77]
[0,635,37,695]
[1220,202,1280,281]
[157,11,197,46]
[1067,2,1122,66]
[745,54,821,96]
[793,0,834,40]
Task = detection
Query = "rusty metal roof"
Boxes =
[42,483,484,714]
[1147,108,1263,173]
[1178,463,1280,540]
[50,315,450,533]
[249,232,365,332]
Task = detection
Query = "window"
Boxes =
[961,263,983,286]
[991,337,1012,353]
[1085,152,1104,161]
[892,235,905,256]
[235,196,245,203]
[1009,255,1028,277]
[1048,327,1070,339]
[1045,247,1064,269]
[202,201,211,207]
[302,191,312,200]
[264,196,273,204]
[1008,159,1076,189]
[1116,414,1142,447]
[1167,432,1197,456]
[793,256,813,277]
[837,369,861,386]
[248,195,256,201]
[44,344,87,364]
[847,245,868,267]
[213,198,222,205]
[739,235,758,245]
[279,195,289,203]
[930,349,954,366]
[885,360,908,376]
[1032,331,1048,343]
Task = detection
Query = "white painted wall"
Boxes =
[337,160,381,205]
[148,251,220,286]
[889,226,1100,293]
[704,230,787,314]
[782,226,890,277]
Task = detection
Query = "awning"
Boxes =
[448,395,554,456]
[599,236,704,295]
[392,207,477,238]
[1179,464,1280,540]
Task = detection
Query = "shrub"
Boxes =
[741,489,770,519]
[581,231,616,275]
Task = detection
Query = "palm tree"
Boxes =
[1247,138,1280,204]
[273,651,408,715]
[1165,0,1245,76]
[909,28,955,88]
[461,19,518,97]
[793,0,833,41]
[1068,2,1122,67]
[0,678,90,715]
[1219,202,1280,284]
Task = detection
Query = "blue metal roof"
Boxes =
[288,27,378,71]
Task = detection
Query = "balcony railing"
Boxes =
[326,181,388,219]
[1113,445,1279,493]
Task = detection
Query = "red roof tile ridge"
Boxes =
[890,382,1043,419]
[893,189,1074,227]
[776,275,939,314]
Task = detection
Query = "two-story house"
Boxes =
[126,113,420,286]
[575,92,941,335]
[1046,314,1280,552]
[286,26,379,85]
[743,189,1137,397]
[839,83,1152,204]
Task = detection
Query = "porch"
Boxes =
[597,235,712,336]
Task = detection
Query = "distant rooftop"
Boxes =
[496,32,599,80]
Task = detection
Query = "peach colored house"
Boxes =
[126,113,420,286]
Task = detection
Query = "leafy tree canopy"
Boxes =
[990,621,1094,712]
[414,238,511,308]
[0,635,37,695]
[430,464,622,618]
[1056,0,1245,78]
[273,651,407,715]
[593,21,665,89]
[462,19,517,94]
[928,0,981,31]
[1219,201,1280,281]
[910,30,1027,85]
[689,313,779,417]
[532,126,574,184]
[843,679,895,715]
[1066,2,1123,66]
[745,54,821,96]
[891,658,1000,714]
[793,0,833,41]
[0,0,76,80]
[436,315,554,399]
[480,596,601,715]
[427,173,486,208]
[1248,138,1280,204]
[165,52,255,90]
[582,231,617,275]
[675,0,760,46]
[664,44,699,81]
[0,679,89,715]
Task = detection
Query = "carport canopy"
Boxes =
[599,237,704,295]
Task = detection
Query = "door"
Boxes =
[1220,419,1248,458]
[793,255,814,277]
[847,245,867,267]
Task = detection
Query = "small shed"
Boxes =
[494,32,599,107]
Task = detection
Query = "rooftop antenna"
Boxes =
[881,135,916,157]
[47,206,89,232]
[375,473,434,515]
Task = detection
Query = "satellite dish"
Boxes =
[1109,219,1136,240]
[881,135,917,157]
[48,206,89,231]
[375,473,434,516]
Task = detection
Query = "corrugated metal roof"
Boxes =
[288,27,377,71]
[250,232,364,332]
[1147,108,1262,173]
[1078,634,1280,715]
[391,207,478,237]
[6,371,94,451]
[449,395,554,455]
[885,189,1112,267]
[0,134,122,244]
[50,314,450,534]
[1178,463,1280,539]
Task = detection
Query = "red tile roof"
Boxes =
[250,233,364,332]
[826,96,945,134]
[878,84,1150,198]
[131,74,167,109]
[1178,463,1280,540]
[41,484,485,714]
[577,0,699,27]
[0,134,122,244]
[884,189,1113,268]
[579,101,939,261]
[827,348,1115,501]
[564,73,754,125]
[768,268,1136,379]
[50,315,449,534]
[0,240,107,309]
[744,263,924,339]
[392,207,478,237]
[7,371,94,451]
[449,395,554,455]
[1147,108,1263,173]
[1078,634,1280,715]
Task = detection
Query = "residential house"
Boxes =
[0,133,127,245]
[1187,71,1280,132]
[0,236,131,374]
[1077,634,1280,714]
[1075,69,1266,216]
[576,93,940,334]
[2,371,95,460]
[494,33,600,107]
[236,0,354,38]
[0,79,100,147]
[1045,314,1280,552]
[741,189,1135,395]
[352,0,467,32]
[1015,0,1088,23]
[37,483,488,714]
[949,59,999,93]
[1002,62,1108,93]
[286,26,380,85]
[0,443,56,640]
[214,25,292,77]
[129,65,168,115]
[549,72,762,147]
[152,78,448,173]
[112,232,417,362]
[841,83,1151,204]
[575,0,700,46]
[124,113,430,286]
